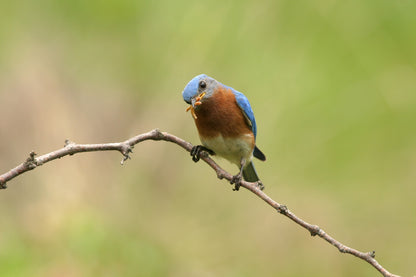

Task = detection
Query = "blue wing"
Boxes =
[230,89,257,139]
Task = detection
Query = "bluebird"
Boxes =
[182,74,266,190]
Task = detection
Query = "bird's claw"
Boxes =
[190,145,214,162]
[190,145,201,162]
[230,176,264,191]
[256,181,265,191]
[231,174,243,191]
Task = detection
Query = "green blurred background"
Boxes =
[0,0,415,276]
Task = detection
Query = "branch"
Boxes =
[0,129,403,277]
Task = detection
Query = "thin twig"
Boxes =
[0,129,403,277]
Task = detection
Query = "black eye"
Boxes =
[199,80,206,89]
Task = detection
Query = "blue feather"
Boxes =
[230,89,257,139]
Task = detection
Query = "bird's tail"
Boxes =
[242,161,260,183]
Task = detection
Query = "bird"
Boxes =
[182,74,266,190]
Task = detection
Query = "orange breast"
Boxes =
[193,87,253,139]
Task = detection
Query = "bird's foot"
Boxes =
[190,145,215,162]
[230,174,243,191]
[256,181,265,191]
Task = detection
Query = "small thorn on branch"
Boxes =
[64,139,76,155]
[24,151,38,169]
[276,204,288,215]
[338,246,347,253]
[152,128,165,140]
[368,250,376,258]
[309,225,321,237]
[0,180,7,189]
[120,145,133,165]
[64,139,75,147]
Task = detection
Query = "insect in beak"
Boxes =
[186,92,206,119]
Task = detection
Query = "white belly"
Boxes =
[200,134,253,166]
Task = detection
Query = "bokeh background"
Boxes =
[1,0,415,276]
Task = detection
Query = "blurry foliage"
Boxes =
[0,0,415,276]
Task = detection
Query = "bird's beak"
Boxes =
[186,92,206,119]
[191,97,198,108]
[191,92,206,108]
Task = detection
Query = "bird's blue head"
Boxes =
[182,74,218,106]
